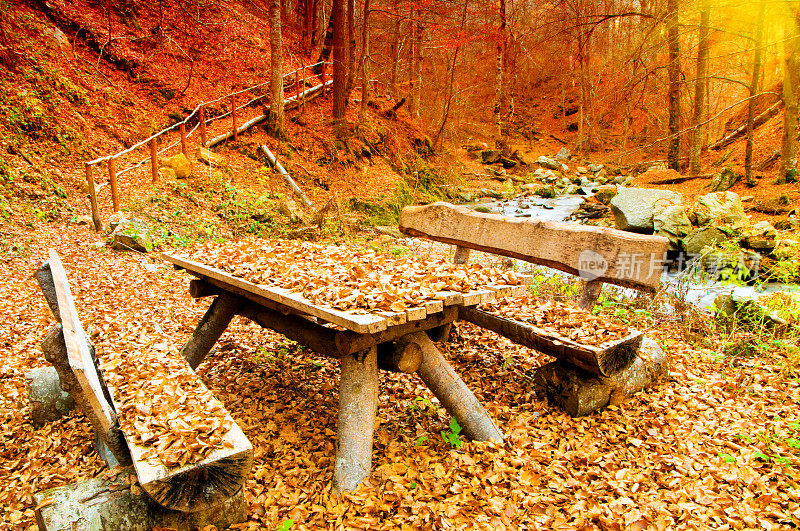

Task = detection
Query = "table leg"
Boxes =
[412,332,504,442]
[333,347,378,494]
[181,292,243,369]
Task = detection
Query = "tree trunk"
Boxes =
[745,0,766,186]
[781,7,799,184]
[303,0,314,53]
[666,0,680,170]
[431,0,468,150]
[331,0,348,135]
[389,0,400,99]
[346,0,356,95]
[689,0,709,177]
[268,0,286,138]
[358,0,370,126]
[494,0,507,140]
[411,10,422,119]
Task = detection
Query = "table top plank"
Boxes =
[164,254,387,334]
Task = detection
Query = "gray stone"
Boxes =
[111,219,154,253]
[534,185,556,199]
[741,195,754,202]
[609,187,683,233]
[653,204,692,250]
[571,175,583,185]
[164,153,192,178]
[696,191,748,230]
[740,220,778,250]
[555,147,571,161]
[479,149,501,164]
[588,163,604,173]
[714,293,736,317]
[775,216,799,230]
[577,166,588,174]
[537,156,561,170]
[596,169,608,181]
[613,175,628,185]
[594,185,617,205]
[565,184,582,195]
[34,468,246,531]
[26,367,75,427]
[708,168,741,192]
[683,226,728,255]
[701,250,760,282]
[74,215,92,225]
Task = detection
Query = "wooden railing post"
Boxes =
[301,66,306,112]
[85,163,102,231]
[108,157,119,212]
[199,105,207,147]
[180,121,188,158]
[321,62,326,95]
[149,138,158,184]
[231,94,238,141]
[295,68,300,103]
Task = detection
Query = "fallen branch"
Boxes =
[260,145,313,208]
[710,101,782,150]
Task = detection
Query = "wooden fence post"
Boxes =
[85,163,102,231]
[149,138,158,184]
[231,94,238,141]
[321,62,326,95]
[301,66,306,111]
[180,121,188,158]
[295,68,300,103]
[108,157,119,212]
[199,105,207,147]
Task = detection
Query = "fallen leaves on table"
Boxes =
[480,295,631,347]
[189,239,521,313]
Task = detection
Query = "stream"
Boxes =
[472,194,799,312]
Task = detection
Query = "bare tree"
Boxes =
[666,0,680,170]
[495,0,507,141]
[781,5,800,184]
[332,0,348,135]
[689,0,709,177]
[358,0,371,126]
[268,0,286,138]
[745,0,766,186]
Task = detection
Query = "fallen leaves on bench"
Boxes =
[480,295,631,346]
[189,239,521,313]
[103,345,233,468]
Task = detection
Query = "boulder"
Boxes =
[701,249,760,282]
[708,168,741,192]
[653,204,692,250]
[740,220,778,251]
[534,185,556,199]
[683,226,727,255]
[479,149,501,164]
[163,153,192,178]
[111,219,154,253]
[26,367,75,427]
[609,187,683,233]
[537,156,561,170]
[594,185,617,205]
[695,191,748,230]
[196,146,217,166]
[775,216,799,230]
[555,147,571,161]
[565,184,582,195]
[588,163,604,173]
[158,167,177,181]
[577,166,588,174]
[74,215,92,225]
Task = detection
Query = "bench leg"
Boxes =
[181,292,242,369]
[333,347,378,494]
[412,332,504,442]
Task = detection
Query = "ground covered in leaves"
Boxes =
[2,221,800,530]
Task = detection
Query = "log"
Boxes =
[459,306,641,377]
[411,332,503,442]
[377,337,422,373]
[710,101,782,150]
[180,292,243,369]
[33,467,246,531]
[84,162,103,232]
[533,336,669,417]
[238,298,459,357]
[40,326,130,467]
[577,278,603,311]
[37,255,130,466]
[188,278,221,298]
[334,347,379,493]
[260,145,313,208]
[105,378,254,513]
[452,245,471,264]
[399,202,669,292]
[25,366,75,427]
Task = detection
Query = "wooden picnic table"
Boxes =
[164,253,530,493]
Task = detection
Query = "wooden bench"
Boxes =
[399,202,671,416]
[33,251,252,527]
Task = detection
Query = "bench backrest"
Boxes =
[399,202,669,293]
